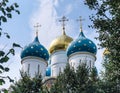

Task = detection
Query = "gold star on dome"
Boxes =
[36,51,38,53]
[31,46,34,49]
[89,41,92,44]
[78,40,81,43]
[93,47,96,49]
[26,50,28,53]
[41,48,43,51]
[73,45,76,47]
[84,44,87,46]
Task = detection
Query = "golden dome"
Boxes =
[103,48,110,55]
[49,32,73,54]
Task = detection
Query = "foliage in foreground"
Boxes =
[9,64,100,93]
[0,0,20,92]
[9,64,120,93]
[10,72,49,93]
[84,0,120,92]
[50,64,101,93]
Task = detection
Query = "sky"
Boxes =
[0,0,104,89]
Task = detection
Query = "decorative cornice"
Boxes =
[68,52,96,61]
[21,56,48,65]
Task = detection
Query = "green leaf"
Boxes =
[1,8,6,15]
[13,43,21,48]
[0,70,2,73]
[0,65,4,70]
[0,32,1,36]
[10,6,14,10]
[1,16,7,22]
[0,51,5,56]
[15,10,20,14]
[9,48,15,55]
[6,7,11,12]
[4,67,9,72]
[2,2,6,6]
[7,76,14,82]
[14,3,19,8]
[0,79,5,85]
[7,13,12,18]
[6,34,10,39]
[2,89,8,93]
[5,0,9,2]
[0,56,9,63]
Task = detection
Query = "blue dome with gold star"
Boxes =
[67,31,97,57]
[21,36,49,61]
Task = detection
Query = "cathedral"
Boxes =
[20,16,97,85]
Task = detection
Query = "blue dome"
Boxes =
[67,31,97,57]
[46,66,51,76]
[21,36,49,61]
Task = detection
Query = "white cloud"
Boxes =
[30,0,61,48]
[65,4,73,15]
[54,0,59,6]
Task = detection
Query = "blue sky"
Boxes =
[0,0,104,89]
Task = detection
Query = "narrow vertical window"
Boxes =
[84,56,87,65]
[73,62,75,67]
[28,64,30,74]
[90,60,92,69]
[79,59,81,65]
[38,64,40,75]
[59,67,61,73]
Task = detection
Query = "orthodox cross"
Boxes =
[59,16,69,35]
[77,16,85,32]
[34,23,41,36]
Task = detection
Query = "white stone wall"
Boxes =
[68,52,96,70]
[50,50,68,77]
[21,56,47,77]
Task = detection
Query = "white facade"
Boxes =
[21,51,96,78]
[21,56,47,77]
[50,50,68,77]
[68,52,96,70]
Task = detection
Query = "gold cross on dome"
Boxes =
[34,23,41,36]
[59,16,69,35]
[77,16,85,32]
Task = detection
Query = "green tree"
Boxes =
[84,0,120,92]
[10,72,49,93]
[101,52,120,93]
[84,0,120,61]
[0,0,20,92]
[50,64,76,93]
[50,64,100,93]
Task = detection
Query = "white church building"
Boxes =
[20,16,97,81]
